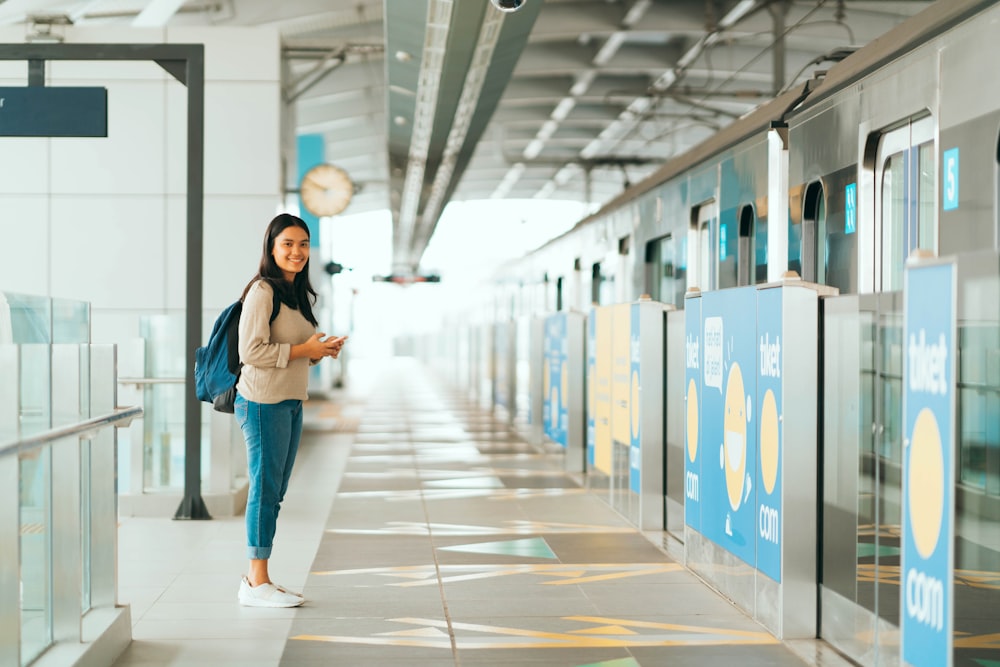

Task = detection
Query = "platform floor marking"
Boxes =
[577,658,641,667]
[424,476,505,488]
[312,562,684,587]
[327,519,635,536]
[438,537,557,559]
[572,625,638,636]
[292,615,778,650]
[334,487,589,502]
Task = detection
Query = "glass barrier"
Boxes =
[821,254,1000,666]
[953,255,1000,666]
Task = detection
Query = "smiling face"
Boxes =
[723,362,747,511]
[271,225,310,282]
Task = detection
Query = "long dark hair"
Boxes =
[241,213,318,326]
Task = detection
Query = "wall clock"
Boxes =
[299,163,353,217]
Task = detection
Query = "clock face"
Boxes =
[300,163,353,217]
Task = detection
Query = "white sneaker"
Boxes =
[238,576,305,608]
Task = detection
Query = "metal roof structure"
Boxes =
[6,0,934,273]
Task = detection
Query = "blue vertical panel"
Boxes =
[845,183,857,234]
[700,287,758,567]
[543,313,568,448]
[942,148,959,211]
[628,303,642,494]
[684,296,702,531]
[587,309,596,467]
[297,134,325,245]
[901,262,955,667]
[755,288,783,582]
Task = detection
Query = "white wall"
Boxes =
[0,26,284,350]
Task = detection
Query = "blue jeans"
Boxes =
[235,395,303,560]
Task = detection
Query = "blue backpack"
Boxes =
[195,290,280,413]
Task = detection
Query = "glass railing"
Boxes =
[1,290,141,666]
[116,312,247,511]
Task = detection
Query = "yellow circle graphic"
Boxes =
[686,378,699,462]
[561,363,568,408]
[630,370,640,440]
[909,407,944,560]
[724,362,747,511]
[760,389,779,495]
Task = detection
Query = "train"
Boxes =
[409,1,1000,666]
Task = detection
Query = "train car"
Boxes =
[422,1,1000,665]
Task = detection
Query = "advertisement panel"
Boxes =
[543,313,568,447]
[587,309,596,468]
[611,303,632,454]
[494,322,508,409]
[699,286,758,567]
[594,306,614,474]
[629,303,642,494]
[901,261,956,667]
[755,288,783,582]
[684,294,702,531]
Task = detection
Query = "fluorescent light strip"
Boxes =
[396,0,454,257]
[416,7,506,246]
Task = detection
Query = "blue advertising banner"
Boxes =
[684,295,702,531]
[587,309,596,468]
[494,323,508,409]
[543,313,568,447]
[700,287,758,567]
[629,303,642,494]
[755,288,783,582]
[901,261,955,667]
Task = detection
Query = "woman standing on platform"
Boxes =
[234,213,346,608]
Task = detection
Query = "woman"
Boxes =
[235,213,345,608]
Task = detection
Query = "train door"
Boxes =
[688,200,718,292]
[874,116,936,291]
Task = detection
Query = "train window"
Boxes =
[801,182,827,283]
[737,205,756,286]
[689,201,718,291]
[645,234,685,306]
[591,263,602,305]
[874,116,936,291]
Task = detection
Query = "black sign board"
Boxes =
[0,87,108,137]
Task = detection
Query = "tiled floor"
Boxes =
[112,357,855,667]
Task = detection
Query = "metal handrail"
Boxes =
[118,377,185,385]
[0,405,143,458]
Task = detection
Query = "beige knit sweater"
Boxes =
[236,280,317,404]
